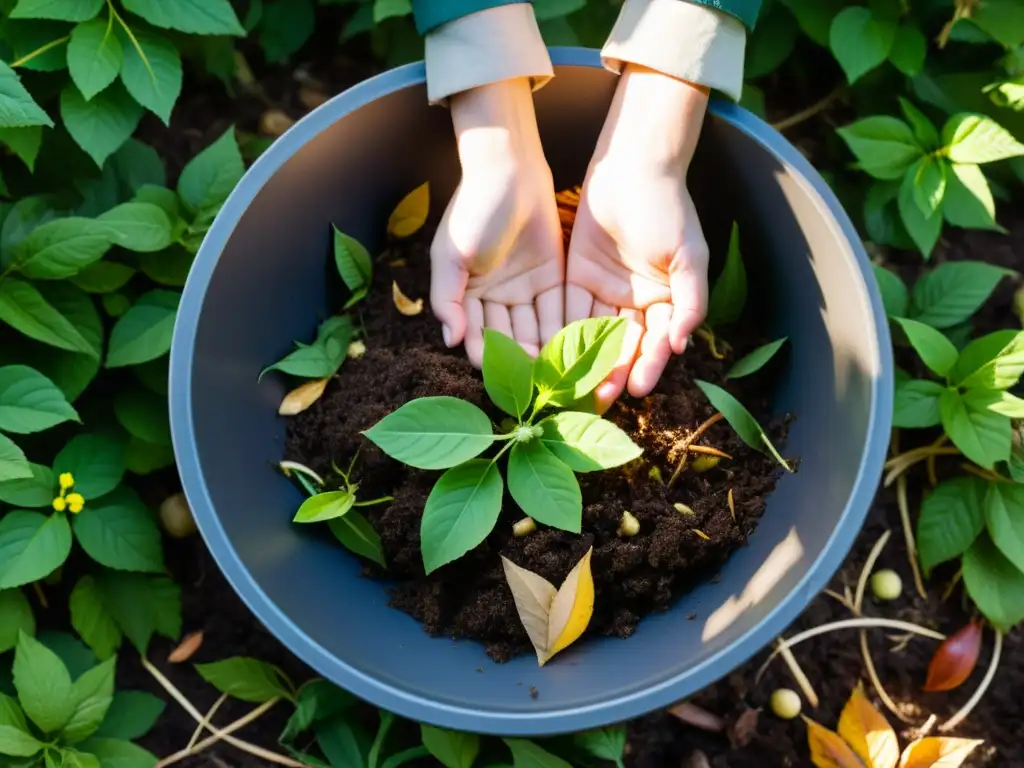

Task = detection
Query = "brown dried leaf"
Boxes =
[923,621,982,692]
[806,718,868,768]
[728,707,760,748]
[501,556,556,663]
[168,631,204,663]
[838,686,899,768]
[897,737,983,768]
[278,377,329,415]
[259,109,294,137]
[387,182,429,238]
[667,701,725,733]
[392,281,423,316]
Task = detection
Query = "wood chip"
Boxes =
[727,707,760,748]
[392,281,424,316]
[278,377,329,415]
[667,701,724,733]
[168,631,204,663]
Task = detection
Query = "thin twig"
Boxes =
[668,413,724,487]
[771,84,845,132]
[32,582,48,609]
[776,638,819,708]
[860,630,913,723]
[687,445,733,459]
[188,693,227,751]
[822,589,855,611]
[884,448,961,486]
[939,629,1002,732]
[960,463,1012,483]
[897,475,928,600]
[854,530,892,614]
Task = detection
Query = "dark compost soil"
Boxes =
[282,222,792,662]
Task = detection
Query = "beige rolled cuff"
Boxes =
[601,0,747,102]
[424,4,555,105]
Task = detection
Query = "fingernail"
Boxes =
[442,324,451,347]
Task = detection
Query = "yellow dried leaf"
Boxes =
[838,686,899,768]
[501,548,594,666]
[392,281,423,316]
[806,718,867,768]
[278,377,329,415]
[387,182,429,238]
[168,630,204,663]
[898,738,983,768]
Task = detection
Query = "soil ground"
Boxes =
[112,26,1024,768]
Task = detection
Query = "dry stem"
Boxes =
[939,629,1002,732]
[668,413,725,487]
[771,84,846,132]
[776,638,819,708]
[188,694,227,751]
[32,582,48,609]
[687,445,733,459]
[896,474,928,600]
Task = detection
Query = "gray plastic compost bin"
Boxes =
[169,48,893,736]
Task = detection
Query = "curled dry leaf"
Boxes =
[667,701,725,733]
[278,377,329,415]
[897,737,982,768]
[387,182,430,238]
[501,548,594,666]
[806,718,868,768]
[392,281,424,316]
[168,631,204,663]
[259,109,295,136]
[837,685,899,768]
[923,620,982,692]
[728,707,760,749]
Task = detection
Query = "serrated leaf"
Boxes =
[507,441,581,532]
[917,477,986,575]
[940,388,1011,469]
[71,486,163,572]
[12,217,112,280]
[943,113,1024,164]
[963,534,1024,632]
[177,126,244,214]
[0,62,53,128]
[705,222,747,327]
[837,686,899,768]
[61,657,115,744]
[533,317,627,407]
[420,725,480,768]
[0,433,32,482]
[363,396,494,470]
[830,7,896,84]
[892,317,957,377]
[60,82,143,168]
[118,26,182,125]
[69,575,121,659]
[195,658,292,703]
[421,459,502,574]
[14,630,75,734]
[0,723,43,757]
[912,261,1011,329]
[727,337,788,379]
[328,511,386,567]
[0,511,72,589]
[121,0,244,35]
[0,365,79,433]
[538,411,642,472]
[54,432,125,499]
[387,181,429,238]
[67,18,123,100]
[483,329,534,419]
[838,117,921,180]
[105,289,178,367]
[694,380,790,470]
[892,379,944,429]
[0,589,35,654]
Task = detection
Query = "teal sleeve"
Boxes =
[684,0,762,31]
[411,0,531,35]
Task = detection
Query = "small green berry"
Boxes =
[871,569,902,601]
[770,688,801,720]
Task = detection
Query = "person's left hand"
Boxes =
[566,64,712,408]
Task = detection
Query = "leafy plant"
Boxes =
[364,317,643,573]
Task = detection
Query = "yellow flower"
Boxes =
[66,493,85,514]
[52,496,67,512]
[59,472,75,491]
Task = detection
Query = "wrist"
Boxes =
[450,77,544,177]
[594,63,709,175]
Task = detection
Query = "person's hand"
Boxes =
[430,78,564,366]
[566,64,711,408]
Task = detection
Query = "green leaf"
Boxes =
[259,0,316,62]
[114,386,170,445]
[507,440,582,532]
[64,747,102,768]
[780,0,844,45]
[892,379,944,429]
[113,141,166,191]
[573,726,626,762]
[177,126,244,213]
[363,396,494,470]
[727,338,788,379]
[96,202,173,252]
[0,463,53,507]
[36,631,98,680]
[8,19,70,72]
[0,511,71,589]
[743,4,798,79]
[61,657,115,743]
[705,222,747,327]
[954,330,1024,390]
[54,432,125,499]
[121,0,243,35]
[95,572,179,655]
[943,163,999,231]
[0,589,35,654]
[260,315,353,379]
[837,116,921,180]
[0,126,44,171]
[69,575,121,659]
[829,7,896,84]
[917,476,986,575]
[940,388,1011,469]
[0,724,43,757]
[984,483,1024,574]
[897,161,942,258]
[943,113,1024,165]
[328,511,386,567]
[0,62,53,128]
[332,225,372,297]
[533,317,628,407]
[314,714,368,768]
[888,24,925,76]
[872,264,908,317]
[898,98,940,150]
[60,82,143,168]
[503,739,573,768]
[10,0,102,21]
[11,217,112,280]
[279,679,354,744]
[91,691,164,740]
[421,459,503,574]
[71,261,135,293]
[72,486,164,572]
[912,262,1011,329]
[14,630,74,734]
[912,158,947,218]
[0,434,32,482]
[293,491,353,524]
[137,246,193,288]
[0,365,79,433]
[892,317,958,377]
[539,411,642,472]
[67,18,124,100]
[483,329,534,419]
[420,725,480,768]
[105,289,178,367]
[123,436,174,476]
[195,658,292,703]
[77,738,157,768]
[118,26,182,125]
[963,534,1024,632]
[694,380,791,470]
[971,390,1024,418]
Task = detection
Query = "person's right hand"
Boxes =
[430,78,564,366]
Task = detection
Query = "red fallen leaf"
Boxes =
[924,620,982,692]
